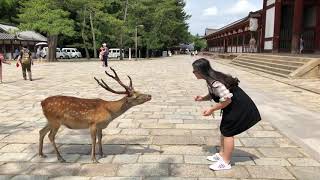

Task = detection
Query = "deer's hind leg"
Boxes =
[39,124,50,157]
[48,125,65,162]
[97,129,104,157]
[90,125,99,163]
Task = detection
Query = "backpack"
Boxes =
[22,49,31,64]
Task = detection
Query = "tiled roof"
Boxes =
[0,33,15,40]
[0,24,19,32]
[0,23,47,41]
[17,31,47,41]
[205,28,218,36]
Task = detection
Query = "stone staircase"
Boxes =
[231,54,320,78]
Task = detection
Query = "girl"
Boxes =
[0,51,11,83]
[193,58,261,171]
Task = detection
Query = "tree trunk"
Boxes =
[81,7,90,59]
[120,0,128,60]
[146,48,149,58]
[89,11,97,58]
[48,35,58,62]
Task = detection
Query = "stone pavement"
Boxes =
[0,55,320,179]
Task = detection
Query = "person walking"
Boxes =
[299,35,304,54]
[13,47,20,60]
[249,37,256,53]
[0,50,11,83]
[192,58,261,171]
[99,43,109,67]
[36,46,42,60]
[17,46,33,81]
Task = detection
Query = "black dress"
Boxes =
[209,84,261,137]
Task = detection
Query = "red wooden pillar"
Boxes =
[231,35,234,53]
[236,35,239,53]
[291,0,304,53]
[261,0,267,52]
[315,4,320,52]
[273,0,282,53]
[224,37,227,53]
[242,32,246,52]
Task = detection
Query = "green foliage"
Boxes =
[1,0,192,57]
[18,0,74,36]
[0,0,20,24]
[127,0,191,50]
[193,34,207,51]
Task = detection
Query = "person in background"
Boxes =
[36,46,42,59]
[249,37,256,53]
[100,43,109,67]
[17,46,33,81]
[0,50,11,83]
[14,47,20,60]
[299,35,304,54]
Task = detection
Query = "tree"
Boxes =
[126,0,191,57]
[193,34,207,51]
[18,0,74,62]
[0,0,20,24]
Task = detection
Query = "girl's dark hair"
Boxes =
[192,58,239,89]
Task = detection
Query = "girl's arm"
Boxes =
[202,98,231,116]
[202,94,212,101]
[211,98,231,111]
[194,93,211,101]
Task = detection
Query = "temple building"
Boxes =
[0,23,47,58]
[204,0,320,54]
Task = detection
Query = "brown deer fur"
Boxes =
[39,68,151,163]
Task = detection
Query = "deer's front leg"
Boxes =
[97,129,104,157]
[90,125,99,163]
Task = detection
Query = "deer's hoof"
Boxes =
[58,157,66,163]
[100,154,105,158]
[92,159,100,163]
[39,154,47,158]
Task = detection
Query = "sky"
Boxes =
[184,0,263,35]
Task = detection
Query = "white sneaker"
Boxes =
[207,153,222,162]
[209,160,231,171]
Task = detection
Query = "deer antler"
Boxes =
[94,77,128,95]
[94,67,133,96]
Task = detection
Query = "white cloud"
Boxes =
[225,0,260,15]
[202,6,218,16]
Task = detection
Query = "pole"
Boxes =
[135,26,138,61]
[129,47,131,60]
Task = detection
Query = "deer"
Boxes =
[39,67,152,163]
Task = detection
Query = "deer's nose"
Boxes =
[147,95,152,100]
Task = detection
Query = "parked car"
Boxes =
[108,48,124,59]
[61,48,82,58]
[41,47,70,59]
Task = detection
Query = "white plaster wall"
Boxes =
[267,0,275,6]
[264,40,273,50]
[265,7,275,38]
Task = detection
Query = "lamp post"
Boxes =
[135,25,144,60]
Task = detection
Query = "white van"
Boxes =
[61,48,82,58]
[108,48,124,59]
[41,47,69,59]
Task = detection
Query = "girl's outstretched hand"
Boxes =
[202,108,214,116]
[194,95,204,101]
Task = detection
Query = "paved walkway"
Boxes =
[0,55,320,179]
